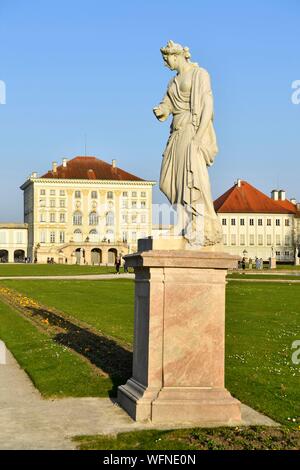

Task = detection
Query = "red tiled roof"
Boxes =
[41,156,144,181]
[214,180,295,214]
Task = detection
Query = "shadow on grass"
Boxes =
[25,305,133,397]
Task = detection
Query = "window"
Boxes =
[258,219,263,226]
[60,213,65,223]
[40,189,46,196]
[132,231,137,241]
[132,214,137,224]
[132,201,137,209]
[122,231,128,242]
[75,190,81,199]
[40,231,46,243]
[141,191,146,198]
[89,229,98,242]
[240,219,245,226]
[73,211,82,225]
[249,219,254,226]
[267,219,272,226]
[59,199,65,208]
[0,232,6,244]
[50,213,56,223]
[107,191,113,199]
[40,213,46,222]
[223,234,227,245]
[231,234,236,245]
[258,234,263,245]
[91,191,98,199]
[141,201,146,208]
[132,191,137,198]
[285,219,290,227]
[39,199,46,207]
[89,212,99,225]
[141,214,147,224]
[276,234,281,245]
[50,199,56,208]
[74,229,82,242]
[59,231,65,243]
[122,191,128,197]
[240,234,245,246]
[50,231,56,243]
[231,219,236,226]
[16,232,23,244]
[267,234,272,245]
[50,190,56,196]
[249,234,254,245]
[106,211,114,226]
[285,235,290,246]
[106,229,114,242]
[122,214,128,224]
[122,200,128,209]
[285,251,290,257]
[276,219,280,226]
[60,190,65,196]
[276,251,280,257]
[222,219,227,226]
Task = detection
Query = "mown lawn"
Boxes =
[0,264,117,277]
[0,299,114,397]
[74,426,300,450]
[227,273,300,280]
[0,279,299,428]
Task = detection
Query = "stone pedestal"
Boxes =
[269,257,276,269]
[118,244,241,425]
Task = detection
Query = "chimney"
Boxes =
[52,162,58,173]
[297,203,300,211]
[236,179,242,188]
[112,159,117,168]
[271,189,279,201]
[31,172,37,178]
[62,158,68,168]
[278,190,286,201]
[290,198,297,205]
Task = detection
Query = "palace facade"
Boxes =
[214,179,300,262]
[1,160,300,265]
[20,156,155,264]
[0,224,28,263]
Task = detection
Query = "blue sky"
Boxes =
[0,0,299,221]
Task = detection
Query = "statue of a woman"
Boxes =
[153,40,222,246]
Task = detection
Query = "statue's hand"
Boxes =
[153,106,168,122]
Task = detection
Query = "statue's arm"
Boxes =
[153,93,172,122]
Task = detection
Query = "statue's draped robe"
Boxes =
[159,66,222,245]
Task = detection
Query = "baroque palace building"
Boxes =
[1,159,300,265]
[20,156,155,264]
[214,179,300,263]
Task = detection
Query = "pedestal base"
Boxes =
[118,380,241,424]
[118,246,241,425]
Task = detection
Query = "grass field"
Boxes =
[0,278,300,449]
[228,273,300,280]
[0,299,114,397]
[74,426,300,450]
[0,264,118,277]
[1,278,299,428]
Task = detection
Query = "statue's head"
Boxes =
[160,40,191,70]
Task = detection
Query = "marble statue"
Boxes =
[153,40,222,246]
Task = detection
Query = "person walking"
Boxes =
[115,256,121,274]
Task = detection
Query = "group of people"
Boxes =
[241,257,264,270]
